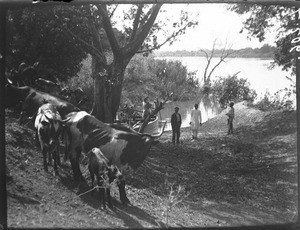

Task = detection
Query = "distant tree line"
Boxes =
[155,44,276,59]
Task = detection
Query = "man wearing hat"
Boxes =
[171,107,182,144]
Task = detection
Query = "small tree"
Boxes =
[210,74,257,109]
[122,55,199,107]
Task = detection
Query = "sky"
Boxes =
[155,3,278,51]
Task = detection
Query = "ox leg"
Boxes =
[35,131,40,149]
[118,179,130,204]
[56,143,62,166]
[88,166,94,188]
[57,148,61,166]
[63,129,70,162]
[70,157,81,183]
[106,188,113,209]
[70,147,84,183]
[42,147,48,172]
[99,186,106,209]
[53,150,59,176]
[48,151,52,166]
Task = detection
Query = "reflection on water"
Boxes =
[159,98,220,131]
[156,56,294,99]
[154,56,296,131]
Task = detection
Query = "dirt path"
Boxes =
[5,104,298,228]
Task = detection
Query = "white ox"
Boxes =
[34,103,65,175]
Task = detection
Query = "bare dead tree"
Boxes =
[201,39,236,85]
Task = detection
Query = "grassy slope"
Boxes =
[5,102,298,228]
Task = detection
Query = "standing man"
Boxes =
[226,102,235,135]
[190,103,202,139]
[171,107,182,144]
[142,97,152,120]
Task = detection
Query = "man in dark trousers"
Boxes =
[171,107,182,144]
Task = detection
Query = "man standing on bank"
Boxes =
[190,103,202,139]
[171,107,182,144]
[226,102,235,135]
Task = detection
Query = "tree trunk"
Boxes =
[91,56,127,123]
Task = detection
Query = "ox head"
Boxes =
[107,165,123,183]
[42,113,71,149]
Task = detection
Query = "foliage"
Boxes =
[63,55,94,111]
[252,76,296,111]
[209,75,257,109]
[6,3,199,122]
[60,3,199,122]
[6,6,89,82]
[121,55,199,107]
[228,4,297,74]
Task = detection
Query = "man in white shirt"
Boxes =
[190,104,202,139]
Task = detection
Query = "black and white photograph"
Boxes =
[1,0,299,228]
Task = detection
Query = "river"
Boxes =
[155,56,295,130]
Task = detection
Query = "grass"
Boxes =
[5,102,298,228]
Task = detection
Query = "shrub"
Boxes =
[122,55,199,107]
[208,75,257,108]
[63,55,94,111]
[253,91,295,112]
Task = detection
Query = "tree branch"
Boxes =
[130,4,144,42]
[207,47,236,80]
[53,12,107,66]
[136,19,193,54]
[108,4,118,19]
[98,4,122,57]
[123,4,163,58]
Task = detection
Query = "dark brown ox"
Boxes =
[35,78,61,95]
[5,83,80,126]
[64,111,166,204]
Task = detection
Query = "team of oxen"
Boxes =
[5,81,166,208]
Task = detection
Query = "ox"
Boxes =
[35,78,61,95]
[5,83,80,125]
[64,111,166,204]
[8,62,39,87]
[85,147,122,208]
[35,103,67,175]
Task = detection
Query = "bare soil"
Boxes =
[5,102,298,228]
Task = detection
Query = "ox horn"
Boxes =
[150,120,167,139]
[60,116,72,124]
[127,120,143,135]
[127,120,167,139]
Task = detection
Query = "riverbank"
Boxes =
[5,102,297,228]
